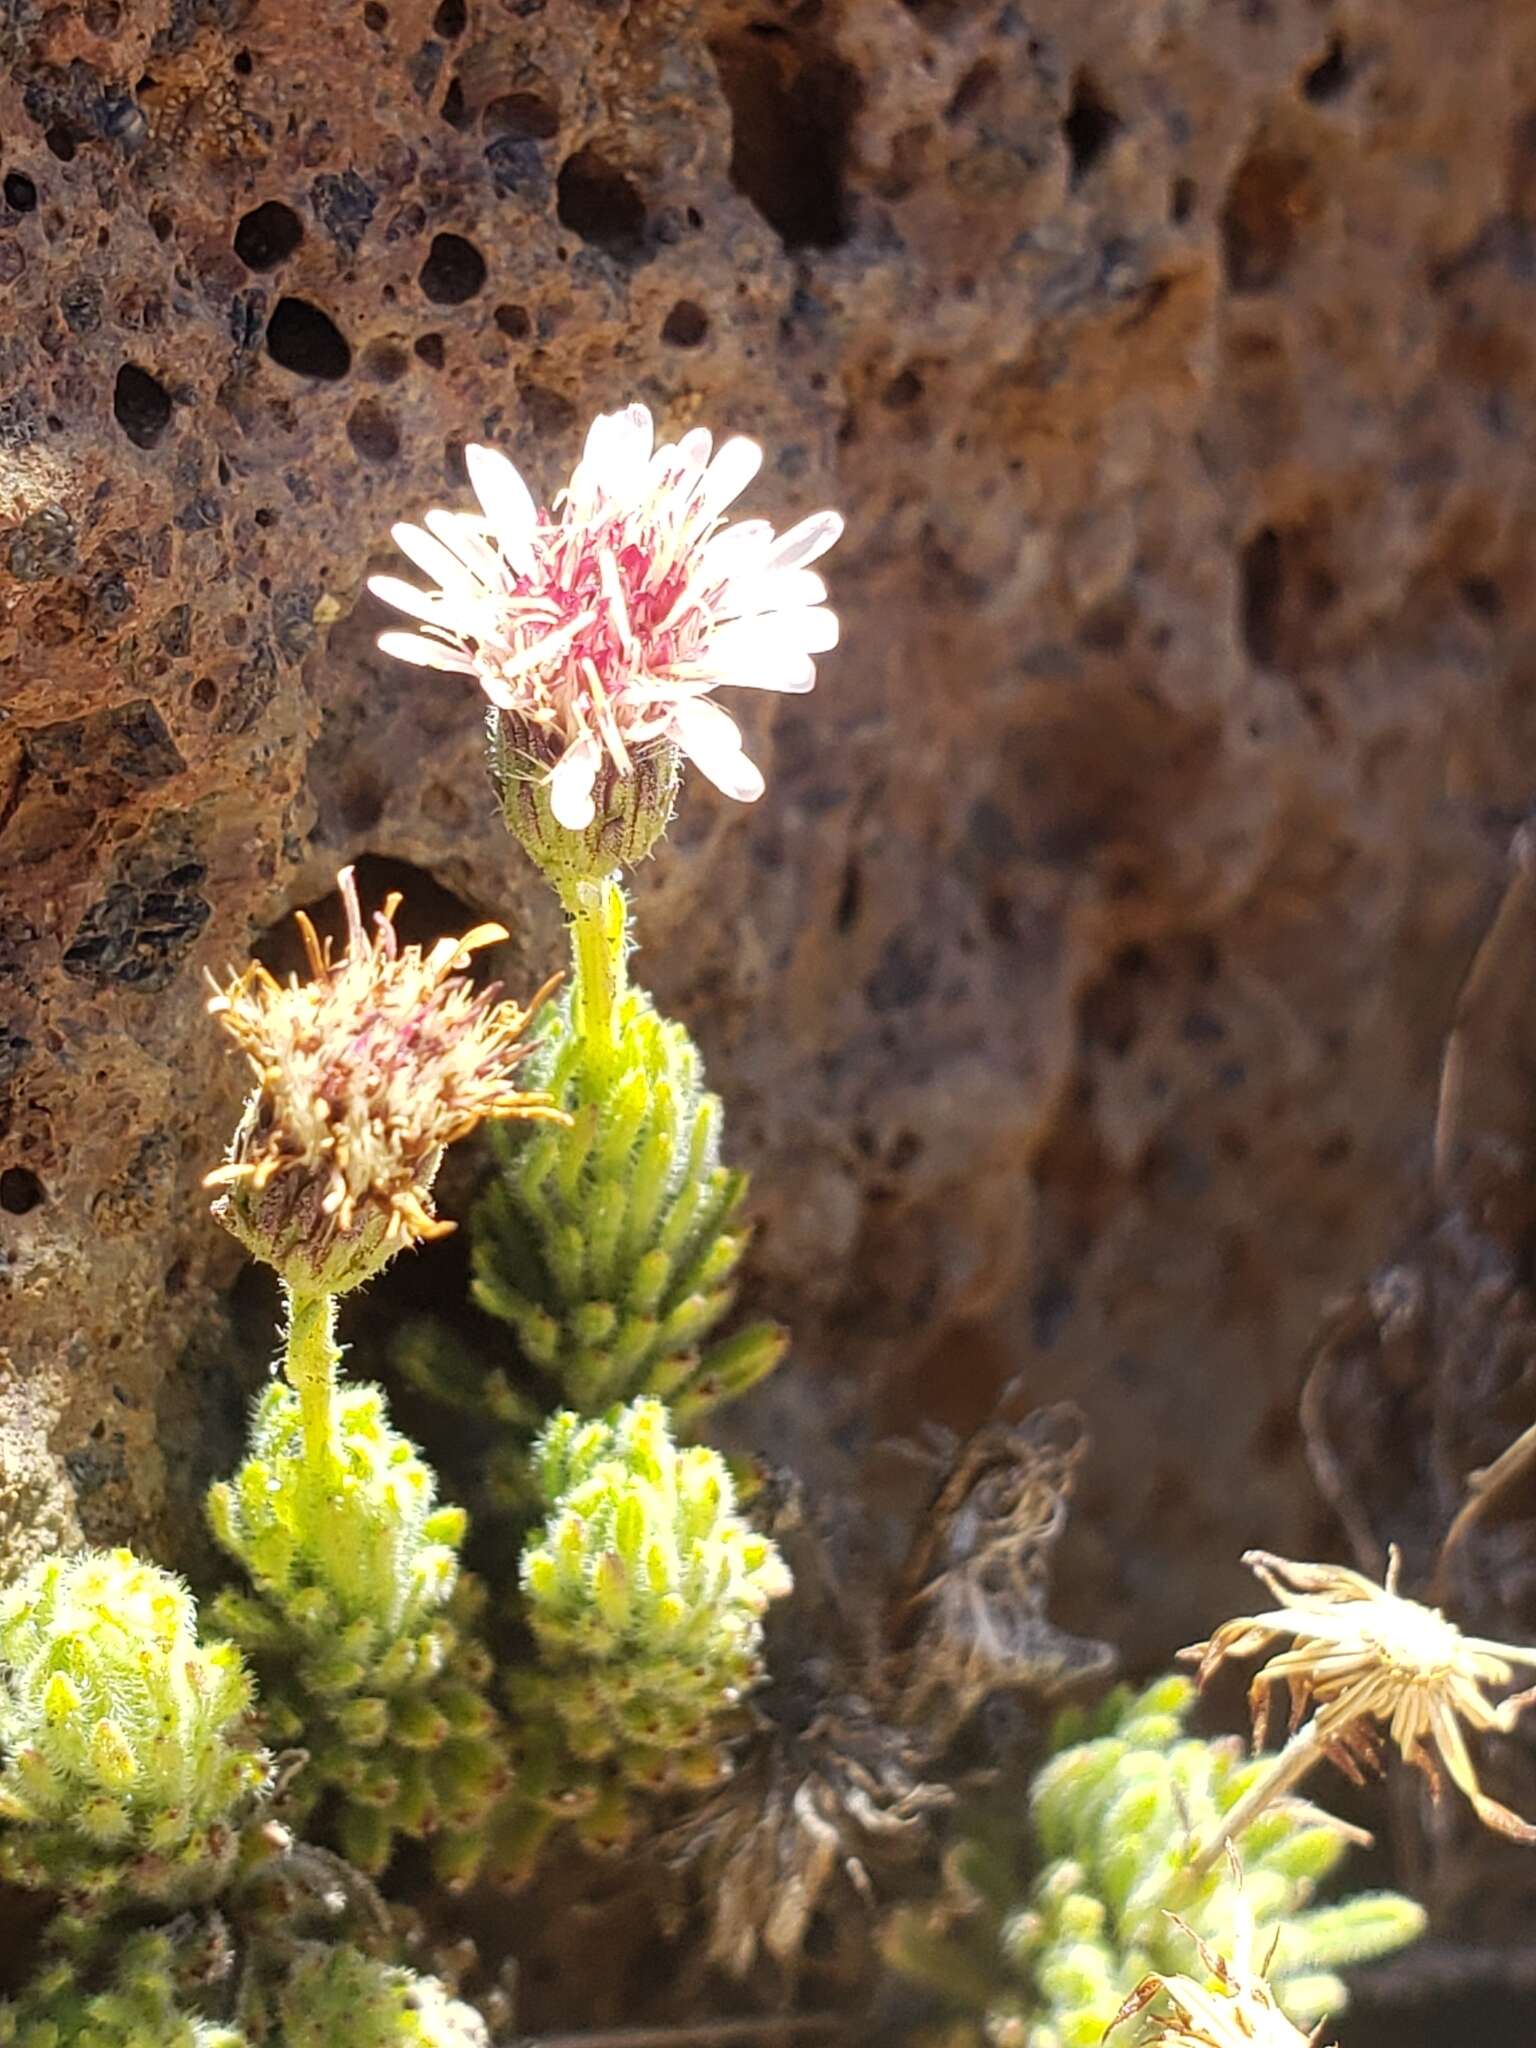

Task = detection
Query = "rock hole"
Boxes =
[1460,575,1503,620]
[360,336,409,382]
[149,207,174,241]
[0,1166,43,1215]
[112,362,173,448]
[439,76,469,129]
[265,297,351,378]
[708,26,859,250]
[661,298,708,346]
[1220,145,1313,293]
[1239,527,1283,667]
[346,398,401,464]
[881,365,924,409]
[484,90,560,140]
[261,857,492,981]
[1062,69,1121,186]
[432,0,466,33]
[191,676,217,710]
[234,199,303,271]
[44,125,77,162]
[1302,35,1352,103]
[946,58,999,124]
[4,172,38,213]
[516,374,576,434]
[414,332,445,368]
[900,0,985,24]
[835,856,862,931]
[556,148,648,262]
[418,231,486,303]
[363,0,388,27]
[494,302,531,338]
[1169,175,1196,223]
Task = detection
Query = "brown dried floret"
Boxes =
[206,865,565,1289]
[1185,1547,1536,1842]
[1111,1902,1327,2048]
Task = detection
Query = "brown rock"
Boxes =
[2,0,1535,1706]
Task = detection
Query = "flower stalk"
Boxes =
[283,1286,342,1484]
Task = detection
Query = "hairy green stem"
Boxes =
[282,1285,341,1478]
[562,874,627,1082]
[1122,1716,1335,1948]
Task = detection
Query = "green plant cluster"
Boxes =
[272,1942,487,2048]
[0,1931,488,2048]
[208,1380,507,1885]
[0,1550,269,1911]
[505,1397,792,1867]
[0,1931,246,2048]
[397,881,784,1503]
[0,1549,476,2048]
[884,1675,1425,2047]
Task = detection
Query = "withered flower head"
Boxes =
[1186,1548,1536,1842]
[1111,1906,1326,2048]
[206,866,565,1293]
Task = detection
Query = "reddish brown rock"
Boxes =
[3,0,1536,1736]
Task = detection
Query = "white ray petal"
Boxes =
[716,569,828,619]
[711,607,839,664]
[765,509,845,572]
[368,574,455,627]
[698,436,763,518]
[425,508,505,587]
[465,443,537,556]
[676,426,714,475]
[549,733,602,829]
[389,520,479,590]
[671,696,765,802]
[715,653,817,693]
[576,404,654,508]
[696,519,776,580]
[377,631,479,674]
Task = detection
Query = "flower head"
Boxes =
[206,866,565,1289]
[369,403,843,834]
[1111,1902,1327,2048]
[1186,1548,1536,1841]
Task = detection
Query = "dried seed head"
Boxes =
[1185,1548,1536,1841]
[1111,1910,1327,2048]
[206,866,565,1292]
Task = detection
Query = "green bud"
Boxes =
[490,710,679,892]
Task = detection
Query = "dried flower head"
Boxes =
[1187,1548,1536,1841]
[206,866,565,1290]
[1111,1902,1327,2048]
[369,403,843,833]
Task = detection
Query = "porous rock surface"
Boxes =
[2,0,1535,1695]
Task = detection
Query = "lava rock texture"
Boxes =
[3,0,1536,1753]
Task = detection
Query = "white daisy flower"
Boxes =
[370,403,843,831]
